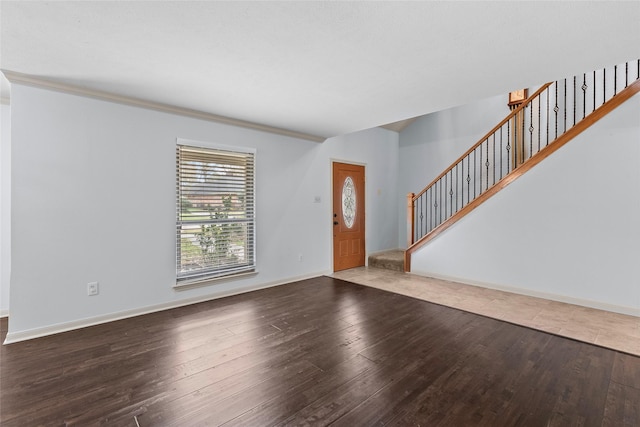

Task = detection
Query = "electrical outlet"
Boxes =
[87,282,99,296]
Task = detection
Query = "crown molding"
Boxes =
[1,70,326,143]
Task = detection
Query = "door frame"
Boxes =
[330,159,367,272]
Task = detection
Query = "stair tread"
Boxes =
[368,250,404,272]
[370,251,404,261]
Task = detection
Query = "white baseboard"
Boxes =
[411,269,640,317]
[3,270,330,345]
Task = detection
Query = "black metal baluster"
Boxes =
[427,193,430,235]
[418,194,422,238]
[546,86,550,146]
[433,183,436,228]
[433,186,436,231]
[582,73,587,119]
[506,121,511,173]
[455,164,458,213]
[529,102,534,159]
[625,62,629,88]
[425,190,428,235]
[467,156,471,204]
[441,177,444,223]
[434,181,437,226]
[479,144,482,194]
[461,159,464,207]
[444,175,447,220]
[492,133,496,185]
[424,193,427,237]
[603,68,606,105]
[538,94,541,153]
[573,76,576,127]
[449,170,453,218]
[444,174,453,221]
[614,65,617,95]
[637,59,639,79]
[485,139,490,191]
[425,194,428,237]
[513,113,518,168]
[423,193,427,235]
[434,183,437,228]
[432,187,435,231]
[429,187,432,232]
[563,78,567,134]
[422,191,431,236]
[593,70,596,112]
[436,179,439,225]
[424,194,427,238]
[522,108,526,163]
[499,127,503,179]
[554,81,559,140]
[473,149,477,198]
[418,194,421,237]
[438,179,442,225]
[418,193,421,236]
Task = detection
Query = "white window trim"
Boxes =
[175,138,257,288]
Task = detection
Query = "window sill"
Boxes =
[174,270,258,291]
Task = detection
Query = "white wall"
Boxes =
[397,94,510,247]
[411,92,640,315]
[0,102,10,317]
[7,84,398,341]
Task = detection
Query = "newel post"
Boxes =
[405,193,415,273]
[407,193,415,247]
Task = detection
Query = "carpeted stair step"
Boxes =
[368,250,405,272]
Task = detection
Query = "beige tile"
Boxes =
[595,331,640,355]
[476,305,509,321]
[451,299,492,314]
[557,324,601,343]
[531,309,573,328]
[504,311,544,327]
[529,324,563,335]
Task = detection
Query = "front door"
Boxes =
[332,162,365,271]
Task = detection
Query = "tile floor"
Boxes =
[331,267,640,356]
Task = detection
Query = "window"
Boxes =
[176,141,255,285]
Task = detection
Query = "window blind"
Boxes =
[176,144,255,284]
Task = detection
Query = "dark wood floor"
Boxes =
[1,277,638,426]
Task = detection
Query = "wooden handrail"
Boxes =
[413,82,553,201]
[404,78,640,271]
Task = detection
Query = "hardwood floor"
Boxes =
[1,276,638,426]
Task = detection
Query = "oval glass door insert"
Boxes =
[342,176,356,228]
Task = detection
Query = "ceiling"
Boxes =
[1,1,639,140]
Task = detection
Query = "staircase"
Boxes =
[404,59,640,271]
